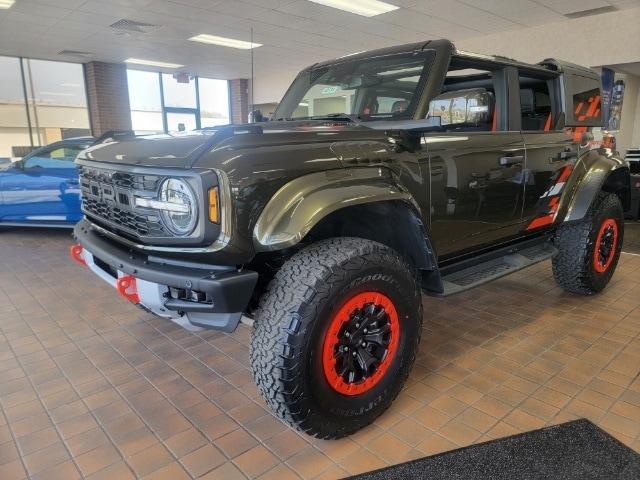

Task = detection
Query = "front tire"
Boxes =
[552,192,624,295]
[250,238,422,439]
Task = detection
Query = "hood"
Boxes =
[78,121,372,169]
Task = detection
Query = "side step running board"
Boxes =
[437,242,558,297]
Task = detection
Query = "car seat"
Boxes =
[520,89,552,131]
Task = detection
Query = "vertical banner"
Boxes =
[601,67,614,128]
[608,80,625,131]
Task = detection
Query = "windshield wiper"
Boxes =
[280,113,360,123]
[310,113,361,122]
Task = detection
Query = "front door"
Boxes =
[427,132,527,258]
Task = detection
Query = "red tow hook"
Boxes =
[70,244,86,266]
[116,275,140,304]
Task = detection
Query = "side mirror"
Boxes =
[428,88,494,127]
[580,131,594,149]
[387,130,421,153]
[250,109,266,123]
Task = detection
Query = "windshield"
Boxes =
[274,50,434,122]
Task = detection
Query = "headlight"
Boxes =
[158,178,198,236]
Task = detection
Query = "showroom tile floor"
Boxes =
[1,226,640,479]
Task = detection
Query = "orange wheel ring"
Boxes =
[593,218,618,273]
[322,291,400,396]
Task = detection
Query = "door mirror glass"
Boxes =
[428,88,494,127]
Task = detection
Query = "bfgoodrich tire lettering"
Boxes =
[552,192,624,295]
[250,237,422,439]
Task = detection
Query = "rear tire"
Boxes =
[250,237,422,439]
[552,192,624,295]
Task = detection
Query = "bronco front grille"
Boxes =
[79,165,169,239]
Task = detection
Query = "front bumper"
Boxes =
[73,219,258,332]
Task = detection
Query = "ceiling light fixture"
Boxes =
[308,0,398,17]
[0,0,15,9]
[124,58,183,69]
[189,34,262,49]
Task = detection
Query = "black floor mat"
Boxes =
[348,419,640,480]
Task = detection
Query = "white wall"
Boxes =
[455,8,640,68]
[253,69,300,105]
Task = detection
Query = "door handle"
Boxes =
[499,155,524,166]
[550,150,578,163]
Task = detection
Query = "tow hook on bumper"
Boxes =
[70,244,86,266]
[72,243,139,304]
[69,227,258,333]
[116,275,140,304]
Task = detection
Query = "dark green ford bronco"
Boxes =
[72,40,629,438]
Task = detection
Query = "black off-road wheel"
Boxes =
[552,192,624,295]
[250,237,423,439]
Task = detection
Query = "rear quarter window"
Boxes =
[565,73,602,127]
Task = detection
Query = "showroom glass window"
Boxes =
[0,56,30,159]
[0,56,90,160]
[162,73,197,109]
[198,78,230,127]
[127,69,164,133]
[127,70,230,134]
[22,59,91,147]
[162,73,198,132]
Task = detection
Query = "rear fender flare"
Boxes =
[253,167,421,251]
[558,149,629,223]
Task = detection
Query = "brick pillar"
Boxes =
[229,79,249,124]
[84,62,132,136]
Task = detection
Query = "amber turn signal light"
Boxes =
[208,187,220,223]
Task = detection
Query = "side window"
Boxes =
[563,73,602,127]
[24,145,84,169]
[571,75,601,123]
[518,74,553,132]
[427,62,498,132]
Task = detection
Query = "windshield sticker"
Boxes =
[321,86,338,95]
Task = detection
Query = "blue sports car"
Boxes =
[0,137,95,228]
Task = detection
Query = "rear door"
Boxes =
[517,70,578,230]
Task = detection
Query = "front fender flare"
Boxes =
[253,167,420,251]
[559,149,629,223]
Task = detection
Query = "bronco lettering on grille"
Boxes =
[79,166,168,238]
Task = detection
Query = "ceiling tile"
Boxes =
[412,1,520,30]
